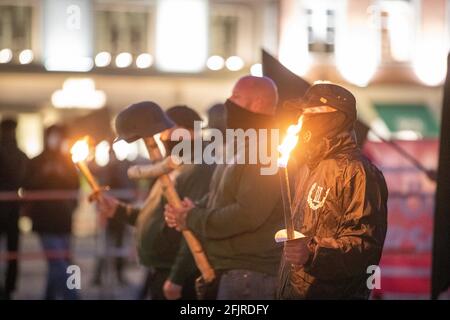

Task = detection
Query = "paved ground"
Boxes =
[3,233,449,300]
[3,233,147,300]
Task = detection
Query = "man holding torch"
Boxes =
[164,75,284,300]
[278,83,388,299]
[97,105,215,300]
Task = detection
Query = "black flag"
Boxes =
[261,49,371,148]
[431,53,450,299]
[262,49,310,128]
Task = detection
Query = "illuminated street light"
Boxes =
[0,48,13,63]
[95,52,112,67]
[225,56,244,71]
[95,140,110,167]
[156,0,208,72]
[250,63,263,77]
[112,140,130,161]
[115,52,133,68]
[52,78,106,109]
[278,3,310,77]
[206,55,225,71]
[136,53,153,69]
[19,49,34,64]
[413,39,446,86]
[336,29,378,87]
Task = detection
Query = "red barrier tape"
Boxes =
[0,248,135,262]
[0,189,137,202]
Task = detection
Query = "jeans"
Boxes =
[39,234,79,300]
[217,269,277,300]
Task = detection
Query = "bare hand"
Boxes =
[284,238,312,266]
[164,197,195,231]
[96,194,119,221]
[163,279,182,300]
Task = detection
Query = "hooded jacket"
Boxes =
[278,132,388,299]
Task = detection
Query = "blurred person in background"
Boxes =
[91,147,134,287]
[0,118,29,300]
[206,103,226,135]
[97,106,215,300]
[25,125,80,300]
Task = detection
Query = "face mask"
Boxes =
[225,99,274,130]
[292,111,351,166]
[300,111,349,144]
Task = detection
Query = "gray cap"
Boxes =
[114,101,175,143]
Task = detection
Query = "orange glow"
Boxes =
[71,137,90,163]
[277,115,304,168]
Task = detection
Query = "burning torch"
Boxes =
[275,115,306,243]
[114,101,215,283]
[70,137,106,201]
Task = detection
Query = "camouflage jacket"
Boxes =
[277,133,388,299]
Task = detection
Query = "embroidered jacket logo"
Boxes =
[307,183,330,210]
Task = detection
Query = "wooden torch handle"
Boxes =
[143,137,216,283]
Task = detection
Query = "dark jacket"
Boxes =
[119,163,215,285]
[25,149,80,234]
[0,139,28,232]
[186,162,284,276]
[278,133,388,299]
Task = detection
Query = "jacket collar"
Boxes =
[306,130,359,169]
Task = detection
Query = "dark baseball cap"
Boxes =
[166,105,202,130]
[114,101,175,143]
[285,83,357,120]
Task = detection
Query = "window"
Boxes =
[209,14,239,58]
[208,3,253,62]
[95,6,153,56]
[306,7,335,53]
[0,5,33,52]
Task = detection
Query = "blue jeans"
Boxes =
[217,269,276,300]
[39,234,79,300]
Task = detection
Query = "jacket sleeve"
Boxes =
[186,165,280,240]
[168,239,198,285]
[304,168,387,280]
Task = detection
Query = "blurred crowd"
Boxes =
[0,103,225,300]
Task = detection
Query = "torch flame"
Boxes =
[277,116,304,168]
[71,137,90,163]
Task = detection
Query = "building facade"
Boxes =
[0,0,446,158]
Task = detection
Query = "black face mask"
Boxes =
[292,111,353,166]
[225,99,274,130]
[300,111,350,144]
